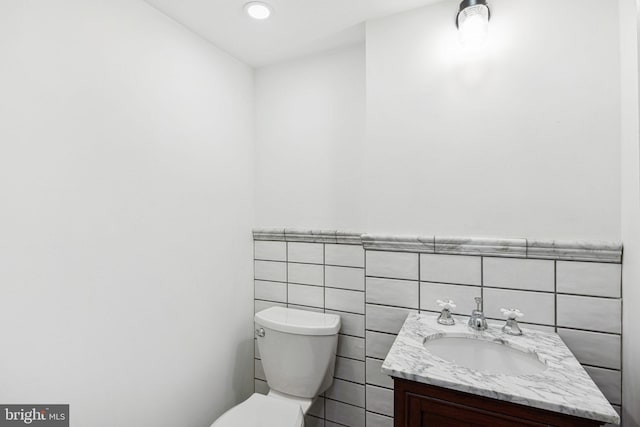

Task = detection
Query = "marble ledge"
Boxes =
[528,240,622,264]
[362,234,435,253]
[252,228,363,245]
[252,229,622,263]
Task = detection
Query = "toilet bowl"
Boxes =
[212,393,304,427]
[212,307,341,427]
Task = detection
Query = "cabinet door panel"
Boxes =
[410,395,546,427]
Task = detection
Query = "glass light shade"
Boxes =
[458,4,489,49]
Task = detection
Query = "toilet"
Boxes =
[212,306,341,427]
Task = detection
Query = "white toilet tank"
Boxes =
[255,307,341,399]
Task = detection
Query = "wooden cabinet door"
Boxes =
[395,378,603,427]
[407,394,547,427]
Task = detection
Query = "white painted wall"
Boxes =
[365,0,621,240]
[255,1,622,242]
[254,45,366,230]
[620,0,640,424]
[0,1,254,426]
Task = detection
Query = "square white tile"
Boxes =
[288,283,324,308]
[254,280,287,303]
[420,282,480,316]
[326,288,365,314]
[366,304,416,334]
[366,385,394,417]
[483,288,555,325]
[254,260,287,282]
[483,258,554,292]
[287,242,324,264]
[366,251,419,280]
[288,262,324,286]
[558,328,621,370]
[557,295,621,333]
[420,254,481,286]
[326,244,364,267]
[366,277,419,309]
[325,265,365,291]
[254,241,287,261]
[366,331,397,359]
[557,262,621,298]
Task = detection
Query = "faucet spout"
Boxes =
[468,297,488,331]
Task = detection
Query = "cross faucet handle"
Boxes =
[500,308,524,320]
[437,299,456,310]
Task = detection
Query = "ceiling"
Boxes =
[144,0,443,67]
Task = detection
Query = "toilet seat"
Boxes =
[212,393,304,427]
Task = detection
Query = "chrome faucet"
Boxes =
[468,297,488,331]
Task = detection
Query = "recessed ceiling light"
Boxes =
[244,2,272,20]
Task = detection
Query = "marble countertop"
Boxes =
[381,313,620,425]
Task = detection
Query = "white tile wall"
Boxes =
[325,266,365,291]
[366,304,416,334]
[366,385,394,417]
[557,261,621,297]
[326,288,365,314]
[557,295,621,333]
[325,399,365,427]
[327,309,364,337]
[557,328,621,370]
[254,241,287,261]
[366,277,419,309]
[254,260,286,282]
[338,334,365,361]
[483,288,555,325]
[420,254,481,285]
[326,379,366,408]
[253,239,623,426]
[288,283,324,308]
[288,262,324,286]
[288,242,324,264]
[254,280,287,303]
[326,244,364,267]
[483,258,554,291]
[366,251,419,280]
[366,331,397,359]
[584,366,622,405]
[335,356,365,384]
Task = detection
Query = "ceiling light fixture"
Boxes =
[456,0,490,49]
[244,1,272,20]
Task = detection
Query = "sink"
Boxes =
[423,335,547,376]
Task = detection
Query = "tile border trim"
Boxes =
[253,228,622,263]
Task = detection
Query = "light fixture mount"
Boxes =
[456,0,490,28]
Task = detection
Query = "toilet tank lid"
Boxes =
[255,307,341,336]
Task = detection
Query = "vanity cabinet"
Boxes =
[394,378,603,427]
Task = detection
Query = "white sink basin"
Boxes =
[423,335,547,376]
